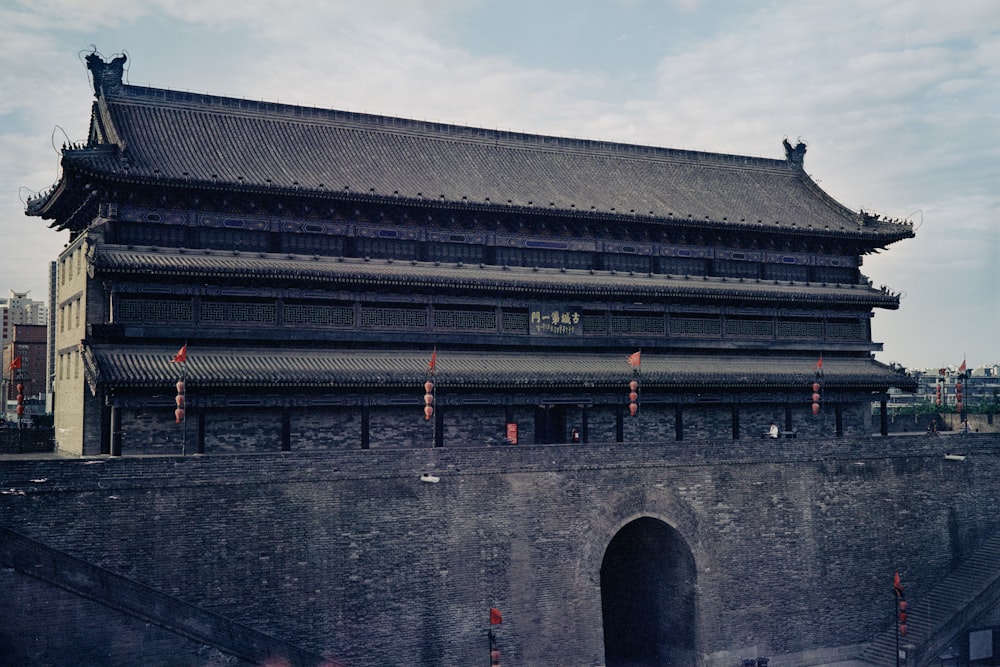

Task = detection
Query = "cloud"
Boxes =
[1,0,997,367]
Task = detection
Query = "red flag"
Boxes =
[893,571,904,597]
[489,607,502,625]
[959,359,967,373]
[816,354,823,369]
[170,345,188,363]
[627,351,641,368]
[428,347,437,373]
[7,356,21,371]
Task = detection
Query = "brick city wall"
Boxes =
[2,433,999,666]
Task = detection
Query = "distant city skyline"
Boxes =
[2,1,997,369]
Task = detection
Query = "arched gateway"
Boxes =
[601,517,697,666]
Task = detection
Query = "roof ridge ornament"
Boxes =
[85,49,127,98]
[782,137,807,167]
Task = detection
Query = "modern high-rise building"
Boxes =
[1,290,48,352]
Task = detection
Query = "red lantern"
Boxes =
[175,394,185,408]
[16,393,23,402]
[176,380,186,394]
[629,403,638,416]
[424,380,434,393]
[174,407,185,424]
[812,392,820,402]
[424,392,434,405]
[424,405,433,421]
[629,379,638,391]
[899,624,907,637]
[812,402,820,414]
[812,382,820,392]
[16,405,25,416]
[957,402,963,412]
[628,391,638,402]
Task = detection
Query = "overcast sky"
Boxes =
[1,0,997,370]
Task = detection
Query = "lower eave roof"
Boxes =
[84,344,916,392]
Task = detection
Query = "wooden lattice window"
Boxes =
[776,319,823,339]
[501,310,529,333]
[669,316,722,337]
[283,303,354,327]
[117,298,193,323]
[611,313,665,335]
[725,317,774,338]
[433,308,497,331]
[360,306,428,329]
[200,301,276,324]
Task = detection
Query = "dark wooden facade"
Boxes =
[27,53,915,456]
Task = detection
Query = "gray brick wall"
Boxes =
[2,433,998,666]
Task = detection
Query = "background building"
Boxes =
[0,289,47,353]
[1,323,47,425]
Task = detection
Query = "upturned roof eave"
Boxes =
[39,145,914,245]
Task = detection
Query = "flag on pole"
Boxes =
[170,345,188,363]
[959,358,967,373]
[893,571,904,597]
[816,354,823,369]
[7,356,21,371]
[489,607,503,625]
[627,351,641,368]
[428,347,437,373]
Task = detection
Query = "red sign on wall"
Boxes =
[506,422,518,445]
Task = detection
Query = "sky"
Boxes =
[0,0,997,370]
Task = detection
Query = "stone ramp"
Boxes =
[857,532,1000,666]
[0,525,329,667]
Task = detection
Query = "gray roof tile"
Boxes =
[92,244,900,307]
[86,344,913,392]
[40,84,912,242]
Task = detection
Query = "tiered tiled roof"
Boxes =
[84,344,914,392]
[92,244,901,307]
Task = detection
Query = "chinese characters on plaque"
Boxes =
[530,306,582,336]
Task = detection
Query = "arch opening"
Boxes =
[600,516,697,667]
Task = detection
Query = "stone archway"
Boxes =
[600,516,697,667]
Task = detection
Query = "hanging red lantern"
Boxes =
[957,402,963,413]
[16,383,24,393]
[424,380,434,394]
[899,624,907,637]
[424,392,434,405]
[629,379,638,391]
[812,402,820,414]
[812,382,820,392]
[424,405,433,421]
[629,403,638,416]
[812,392,820,402]
[174,379,186,424]
[629,391,638,402]
[17,405,25,416]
